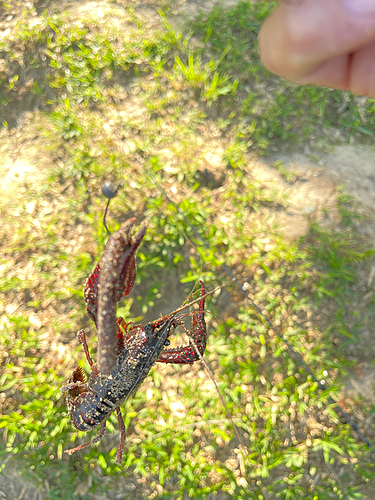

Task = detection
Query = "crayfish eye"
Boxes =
[144,324,153,334]
[164,339,171,346]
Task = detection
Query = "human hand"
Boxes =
[258,0,375,97]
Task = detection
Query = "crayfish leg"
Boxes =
[77,330,94,367]
[157,281,207,365]
[116,317,126,355]
[115,408,126,466]
[65,420,107,457]
[116,317,141,355]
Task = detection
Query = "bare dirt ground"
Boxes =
[1,1,375,498]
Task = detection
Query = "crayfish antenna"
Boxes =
[184,327,244,448]
[115,408,126,466]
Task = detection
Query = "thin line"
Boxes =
[145,418,243,441]
[151,171,375,456]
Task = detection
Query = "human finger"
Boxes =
[258,0,375,94]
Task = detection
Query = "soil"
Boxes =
[1,1,375,499]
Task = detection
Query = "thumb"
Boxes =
[258,0,375,93]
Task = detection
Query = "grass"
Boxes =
[1,1,375,499]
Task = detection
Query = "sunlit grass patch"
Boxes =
[0,1,375,499]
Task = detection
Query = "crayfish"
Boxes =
[61,218,207,465]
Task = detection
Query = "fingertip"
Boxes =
[258,11,286,77]
[349,41,375,97]
[257,4,310,81]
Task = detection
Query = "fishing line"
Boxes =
[149,168,375,457]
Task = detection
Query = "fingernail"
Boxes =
[343,0,375,14]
